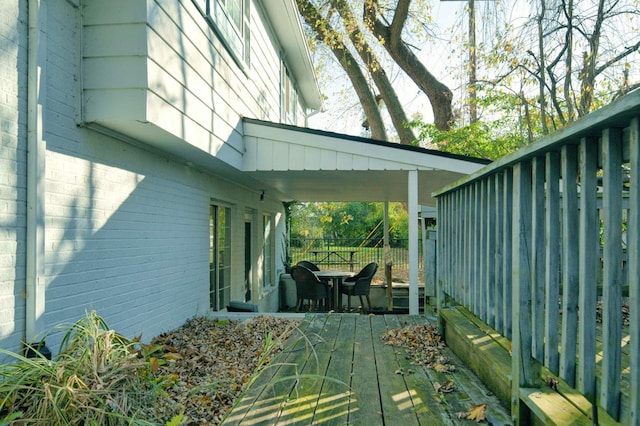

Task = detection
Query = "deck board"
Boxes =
[349,315,384,425]
[223,314,511,425]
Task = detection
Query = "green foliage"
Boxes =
[410,120,525,160]
[0,311,178,425]
[290,202,408,243]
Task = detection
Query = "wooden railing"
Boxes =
[433,90,640,424]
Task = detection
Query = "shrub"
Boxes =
[0,311,179,425]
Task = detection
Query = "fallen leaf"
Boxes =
[429,362,456,373]
[545,375,559,391]
[149,357,160,373]
[434,379,455,393]
[163,352,184,361]
[466,403,487,422]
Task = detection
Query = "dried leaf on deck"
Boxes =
[429,362,456,373]
[466,403,487,422]
[434,379,455,393]
[545,375,559,391]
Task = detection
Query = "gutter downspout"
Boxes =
[26,0,49,358]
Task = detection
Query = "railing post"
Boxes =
[628,117,640,425]
[511,160,538,424]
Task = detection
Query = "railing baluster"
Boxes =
[480,178,488,322]
[577,136,598,401]
[487,175,496,327]
[495,173,504,334]
[465,185,473,308]
[511,159,536,421]
[544,151,560,375]
[601,126,623,419]
[531,156,546,362]
[445,194,456,297]
[503,168,513,339]
[474,181,482,317]
[560,143,579,387]
[459,186,465,306]
[628,117,640,425]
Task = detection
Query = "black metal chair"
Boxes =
[290,265,331,312]
[296,260,321,271]
[340,262,378,313]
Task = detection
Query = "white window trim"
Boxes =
[192,0,250,70]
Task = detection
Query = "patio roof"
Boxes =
[242,118,491,206]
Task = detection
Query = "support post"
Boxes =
[408,170,419,315]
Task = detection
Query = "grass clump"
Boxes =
[0,311,180,425]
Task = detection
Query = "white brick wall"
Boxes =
[1,0,285,356]
[0,0,27,355]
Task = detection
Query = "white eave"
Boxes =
[241,118,491,206]
[261,0,323,111]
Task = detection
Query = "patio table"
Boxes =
[314,270,355,311]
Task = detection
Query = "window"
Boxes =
[193,0,250,68]
[210,203,232,311]
[281,63,297,125]
[263,214,273,287]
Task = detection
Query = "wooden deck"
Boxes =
[222,314,511,425]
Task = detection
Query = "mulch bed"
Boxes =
[149,316,301,425]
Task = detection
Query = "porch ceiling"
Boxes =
[246,169,470,205]
[241,119,491,206]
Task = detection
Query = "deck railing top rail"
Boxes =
[434,89,640,197]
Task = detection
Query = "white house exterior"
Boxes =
[1,0,488,357]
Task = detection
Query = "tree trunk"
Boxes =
[537,0,549,135]
[332,0,416,144]
[365,0,453,131]
[297,0,388,140]
[578,0,605,116]
[563,0,575,122]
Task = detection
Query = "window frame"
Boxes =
[193,0,250,70]
[281,62,298,125]
[209,202,232,311]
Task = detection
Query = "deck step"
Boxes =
[520,387,592,426]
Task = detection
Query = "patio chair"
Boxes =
[296,260,334,285]
[290,265,331,312]
[340,262,378,313]
[296,260,321,271]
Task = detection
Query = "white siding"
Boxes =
[82,0,307,168]
[2,0,284,356]
[0,0,28,355]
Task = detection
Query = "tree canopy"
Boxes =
[297,0,454,144]
[290,202,408,245]
[300,0,640,158]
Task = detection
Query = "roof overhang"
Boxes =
[242,118,491,206]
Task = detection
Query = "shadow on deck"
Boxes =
[222,313,511,425]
